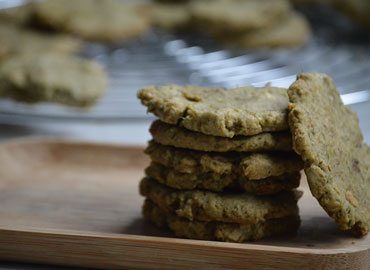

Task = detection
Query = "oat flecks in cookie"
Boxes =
[140,177,301,224]
[138,85,289,137]
[288,72,370,236]
[145,141,303,180]
[0,53,107,107]
[142,199,301,242]
[33,0,150,41]
[150,120,292,152]
[145,161,301,194]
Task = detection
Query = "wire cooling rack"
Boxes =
[0,2,369,122]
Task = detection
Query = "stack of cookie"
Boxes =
[137,85,304,242]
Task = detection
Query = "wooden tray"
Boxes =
[0,138,369,269]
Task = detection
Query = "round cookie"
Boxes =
[288,72,370,236]
[0,23,82,59]
[145,162,301,194]
[150,120,293,152]
[138,84,290,137]
[217,13,311,48]
[33,0,150,42]
[0,53,107,107]
[190,0,291,33]
[145,141,303,180]
[140,177,301,224]
[143,199,301,243]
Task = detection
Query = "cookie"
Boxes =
[144,3,191,31]
[140,177,301,224]
[32,0,150,42]
[0,53,107,107]
[217,13,311,48]
[190,0,291,33]
[150,120,292,152]
[138,84,290,137]
[143,199,300,242]
[0,2,35,26]
[145,141,303,180]
[288,72,370,236]
[145,162,301,194]
[0,23,82,59]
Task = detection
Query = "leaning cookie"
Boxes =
[0,53,107,107]
[150,120,292,152]
[32,0,150,42]
[140,178,301,224]
[143,199,301,242]
[288,72,370,236]
[138,84,289,137]
[145,162,301,194]
[145,141,303,180]
[216,13,311,48]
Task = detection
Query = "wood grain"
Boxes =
[0,138,369,269]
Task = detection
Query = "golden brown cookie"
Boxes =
[0,53,107,107]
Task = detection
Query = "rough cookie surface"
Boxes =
[288,72,370,236]
[143,199,300,242]
[0,53,107,107]
[150,120,292,152]
[140,178,301,224]
[138,84,290,137]
[146,162,301,194]
[145,141,303,180]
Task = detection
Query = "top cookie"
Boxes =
[190,0,291,33]
[288,72,370,236]
[138,85,289,137]
[32,0,150,42]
